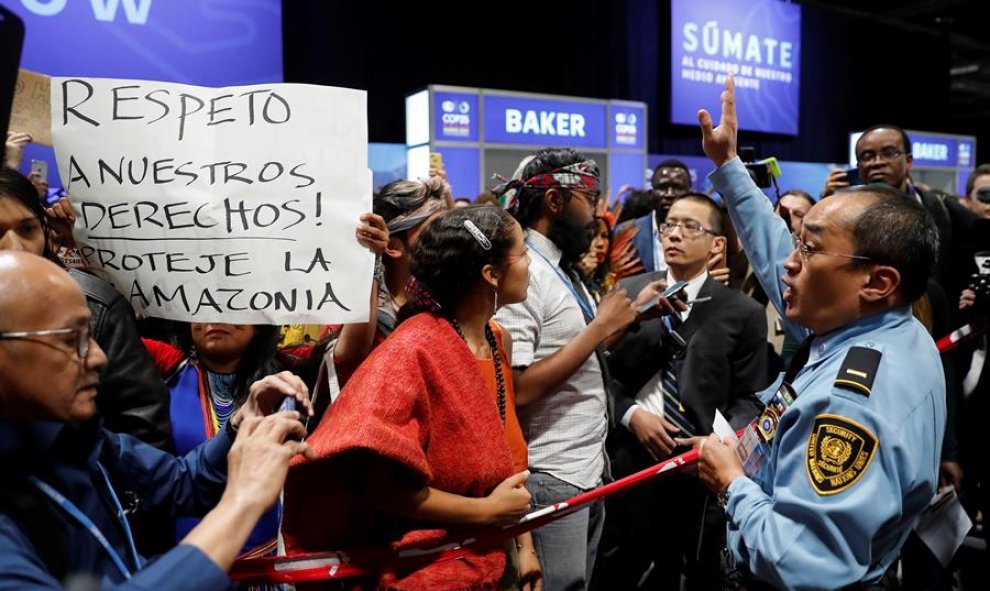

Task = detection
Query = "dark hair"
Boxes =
[373,177,451,228]
[856,124,912,156]
[651,159,691,189]
[779,189,816,209]
[0,167,57,262]
[672,192,724,236]
[589,215,614,289]
[512,147,592,228]
[174,323,281,404]
[475,190,499,207]
[405,206,517,316]
[838,185,939,303]
[616,189,658,224]
[965,163,990,197]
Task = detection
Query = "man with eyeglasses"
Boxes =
[598,193,769,590]
[0,251,315,589]
[694,75,945,591]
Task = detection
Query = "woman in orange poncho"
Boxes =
[283,206,541,591]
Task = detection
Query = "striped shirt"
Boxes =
[494,229,607,490]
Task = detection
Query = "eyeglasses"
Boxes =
[790,233,872,264]
[659,220,716,239]
[569,188,602,208]
[0,325,91,360]
[856,148,905,165]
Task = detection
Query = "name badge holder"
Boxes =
[735,381,797,476]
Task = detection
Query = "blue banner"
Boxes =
[8,0,282,192]
[906,133,978,168]
[610,103,645,150]
[670,0,801,135]
[957,140,975,168]
[7,1,282,84]
[434,91,479,142]
[483,95,607,148]
[436,146,480,199]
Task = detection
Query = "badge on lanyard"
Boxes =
[735,381,798,477]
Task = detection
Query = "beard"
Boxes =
[549,209,595,265]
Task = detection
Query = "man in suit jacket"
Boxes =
[594,194,769,591]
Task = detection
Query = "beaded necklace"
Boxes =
[448,317,506,423]
[206,370,238,430]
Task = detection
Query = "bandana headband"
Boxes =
[494,160,600,214]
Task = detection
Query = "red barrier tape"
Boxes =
[935,321,988,353]
[231,444,705,584]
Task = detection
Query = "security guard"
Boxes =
[693,75,946,590]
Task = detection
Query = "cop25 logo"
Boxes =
[20,0,153,25]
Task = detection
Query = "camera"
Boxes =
[964,252,990,316]
[739,146,778,189]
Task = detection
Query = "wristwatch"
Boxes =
[715,487,730,509]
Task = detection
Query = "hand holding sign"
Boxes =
[4,131,32,169]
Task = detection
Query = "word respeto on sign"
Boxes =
[52,77,373,324]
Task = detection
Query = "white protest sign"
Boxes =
[51,77,372,325]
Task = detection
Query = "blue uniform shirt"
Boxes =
[0,419,234,590]
[710,158,946,590]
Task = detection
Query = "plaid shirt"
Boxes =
[495,230,607,490]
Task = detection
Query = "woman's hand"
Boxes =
[516,532,543,591]
[356,213,389,255]
[45,197,77,250]
[482,471,532,526]
[231,371,314,428]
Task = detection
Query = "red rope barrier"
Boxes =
[231,444,704,584]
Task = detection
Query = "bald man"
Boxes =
[0,252,314,590]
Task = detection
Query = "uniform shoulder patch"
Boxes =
[806,414,878,495]
[834,346,882,397]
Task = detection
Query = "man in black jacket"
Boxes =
[595,194,769,590]
[69,269,172,451]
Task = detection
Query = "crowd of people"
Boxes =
[1,75,987,591]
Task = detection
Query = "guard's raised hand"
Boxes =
[698,74,738,167]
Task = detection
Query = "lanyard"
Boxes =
[28,464,142,580]
[527,240,595,321]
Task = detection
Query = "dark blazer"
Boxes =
[68,269,173,451]
[614,213,660,275]
[609,272,769,434]
[917,186,978,305]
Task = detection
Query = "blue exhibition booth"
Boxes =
[405,86,648,203]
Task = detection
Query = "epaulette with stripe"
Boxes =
[833,346,882,397]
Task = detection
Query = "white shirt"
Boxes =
[494,230,608,490]
[650,213,670,275]
[620,269,709,428]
